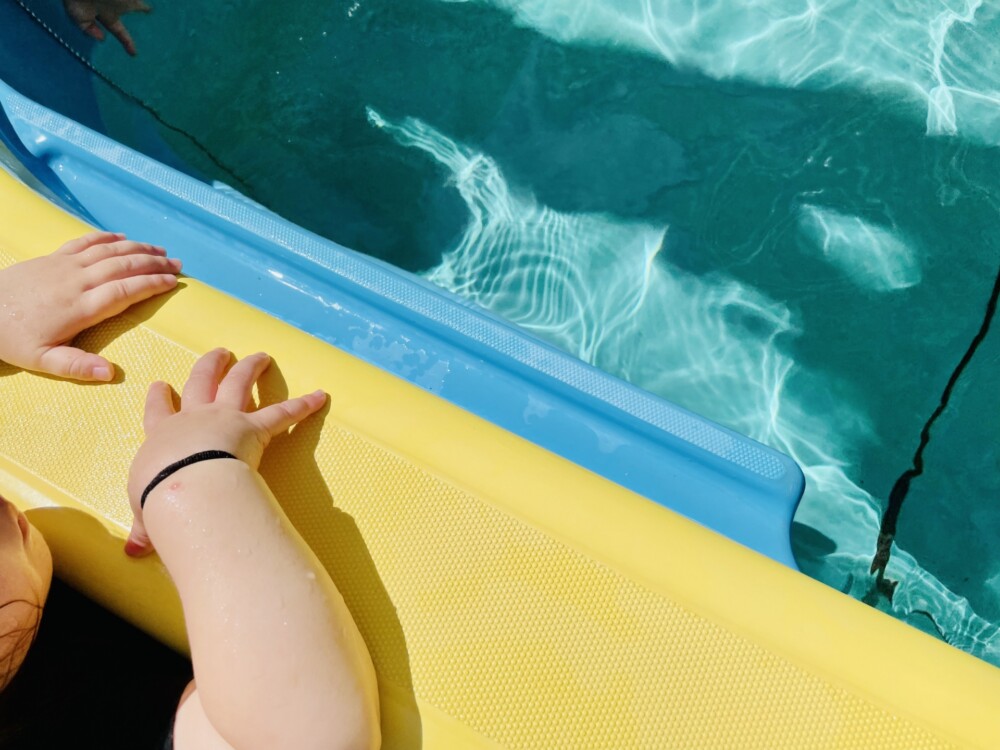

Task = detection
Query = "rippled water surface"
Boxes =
[88,1,1000,662]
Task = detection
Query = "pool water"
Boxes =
[87,1,999,662]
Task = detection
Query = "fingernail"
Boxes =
[169,258,182,270]
[124,539,146,557]
[93,365,113,381]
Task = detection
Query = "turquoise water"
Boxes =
[91,1,1000,662]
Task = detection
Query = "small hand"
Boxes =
[62,0,152,57]
[0,232,181,381]
[125,349,327,555]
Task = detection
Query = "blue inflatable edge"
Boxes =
[0,78,804,567]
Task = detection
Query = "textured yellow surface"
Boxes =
[1,168,999,748]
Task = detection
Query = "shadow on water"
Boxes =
[17,0,1000,650]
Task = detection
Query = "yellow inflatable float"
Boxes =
[2,166,999,747]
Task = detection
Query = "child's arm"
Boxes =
[126,349,381,750]
[0,231,181,381]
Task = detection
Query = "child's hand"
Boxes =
[63,0,152,57]
[125,348,327,556]
[0,232,181,382]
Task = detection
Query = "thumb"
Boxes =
[124,519,154,558]
[36,346,115,382]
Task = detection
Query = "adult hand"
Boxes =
[62,0,151,56]
[0,231,181,381]
[125,349,327,555]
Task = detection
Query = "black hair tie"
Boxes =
[140,451,239,509]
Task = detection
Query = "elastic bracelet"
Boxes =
[140,451,239,509]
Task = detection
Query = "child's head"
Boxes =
[0,496,52,690]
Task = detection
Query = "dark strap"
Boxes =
[140,451,239,509]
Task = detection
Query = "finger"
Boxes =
[128,0,153,12]
[181,348,232,407]
[143,380,176,434]
[81,21,105,41]
[55,231,126,255]
[124,519,154,558]
[249,390,327,439]
[35,346,115,382]
[101,16,137,56]
[85,252,181,287]
[80,273,179,324]
[215,353,271,410]
[80,239,167,265]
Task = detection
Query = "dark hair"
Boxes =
[0,580,192,749]
[0,598,42,689]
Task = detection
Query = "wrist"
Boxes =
[139,450,240,509]
[132,449,251,516]
[139,459,276,566]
